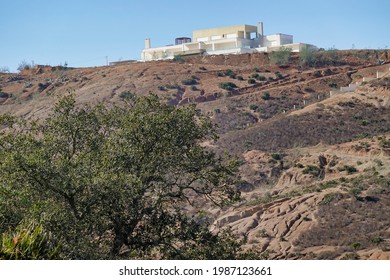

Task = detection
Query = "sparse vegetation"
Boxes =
[219,82,237,91]
[38,82,51,92]
[319,193,338,205]
[343,165,358,174]
[251,73,266,81]
[304,87,315,93]
[17,60,33,71]
[248,78,256,84]
[275,72,283,79]
[379,138,390,148]
[0,67,10,73]
[181,78,197,85]
[165,83,182,90]
[303,165,320,176]
[119,91,135,100]
[224,69,236,79]
[338,101,355,107]
[261,92,271,100]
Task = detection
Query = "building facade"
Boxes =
[141,22,315,61]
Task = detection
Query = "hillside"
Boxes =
[1,49,389,259]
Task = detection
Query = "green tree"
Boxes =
[0,94,243,259]
[270,47,292,65]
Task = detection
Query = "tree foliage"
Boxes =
[0,94,249,259]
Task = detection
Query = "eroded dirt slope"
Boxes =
[1,50,390,259]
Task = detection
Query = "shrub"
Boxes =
[181,78,197,85]
[219,82,237,91]
[251,73,265,81]
[224,69,236,79]
[199,66,207,71]
[303,165,320,175]
[358,119,369,126]
[38,82,50,92]
[270,47,292,65]
[338,101,355,107]
[319,193,337,205]
[328,82,338,88]
[345,165,357,174]
[319,48,340,66]
[371,237,384,246]
[17,60,32,72]
[248,78,256,84]
[119,91,135,100]
[251,73,266,81]
[348,184,363,197]
[0,92,10,98]
[0,66,10,73]
[351,242,362,251]
[299,45,317,67]
[165,84,181,90]
[237,76,244,81]
[249,104,259,111]
[275,72,283,79]
[379,138,390,148]
[173,55,184,62]
[190,85,198,91]
[341,252,360,260]
[271,153,282,160]
[261,92,271,100]
[304,87,315,93]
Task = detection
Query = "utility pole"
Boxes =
[106,56,108,66]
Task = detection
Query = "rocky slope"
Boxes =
[1,49,389,259]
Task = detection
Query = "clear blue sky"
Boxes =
[1,0,389,72]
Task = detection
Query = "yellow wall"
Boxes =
[193,24,257,42]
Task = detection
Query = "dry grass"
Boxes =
[294,175,390,258]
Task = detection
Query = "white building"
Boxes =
[141,22,315,61]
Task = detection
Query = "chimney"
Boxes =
[257,22,264,37]
[145,38,151,49]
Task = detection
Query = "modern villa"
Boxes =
[141,21,316,61]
